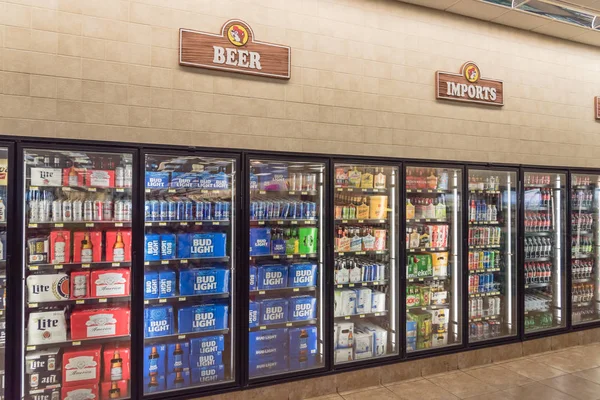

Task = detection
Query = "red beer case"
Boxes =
[102,344,131,381]
[61,383,99,400]
[70,307,130,340]
[73,231,103,263]
[90,269,131,298]
[70,271,90,299]
[50,230,71,264]
[105,230,131,262]
[62,345,101,387]
[86,170,115,188]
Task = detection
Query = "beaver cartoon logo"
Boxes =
[227,24,248,47]
[464,63,480,83]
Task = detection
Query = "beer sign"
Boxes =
[180,20,291,79]
[436,62,504,106]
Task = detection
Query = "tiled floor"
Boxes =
[308,342,600,400]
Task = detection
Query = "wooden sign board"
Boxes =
[436,62,503,106]
[595,97,600,120]
[180,20,291,79]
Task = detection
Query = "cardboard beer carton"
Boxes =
[166,341,190,373]
[257,265,288,290]
[70,271,90,299]
[249,301,260,328]
[288,326,317,370]
[62,345,101,387]
[145,172,170,189]
[288,263,317,287]
[249,265,257,291]
[190,351,223,369]
[90,269,130,298]
[49,230,71,264]
[177,303,229,333]
[31,167,63,187]
[27,309,67,345]
[249,357,288,377]
[189,335,225,355]
[334,348,353,363]
[159,269,176,298]
[166,369,190,390]
[25,348,61,392]
[100,379,128,399]
[86,170,115,188]
[288,296,317,322]
[407,254,432,279]
[102,344,130,381]
[144,305,174,338]
[143,344,166,378]
[179,268,230,296]
[144,271,159,299]
[144,234,161,261]
[160,234,176,260]
[176,233,227,259]
[191,365,225,384]
[105,230,131,262]
[249,228,271,256]
[61,384,99,400]
[70,307,130,340]
[249,328,288,361]
[72,231,102,263]
[26,273,69,302]
[259,298,288,325]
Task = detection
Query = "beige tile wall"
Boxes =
[1,0,600,167]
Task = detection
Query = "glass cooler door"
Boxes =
[142,154,236,394]
[0,148,8,399]
[524,171,567,333]
[21,148,134,400]
[405,165,462,353]
[467,169,518,343]
[332,163,399,365]
[570,173,600,325]
[248,158,325,379]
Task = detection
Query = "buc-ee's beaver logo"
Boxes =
[464,63,480,83]
[227,25,248,46]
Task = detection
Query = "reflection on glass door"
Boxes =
[405,166,462,352]
[524,171,567,333]
[142,154,236,394]
[570,174,600,325]
[332,163,398,364]
[467,169,517,342]
[21,149,133,399]
[248,159,325,379]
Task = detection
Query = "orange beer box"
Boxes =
[70,307,130,340]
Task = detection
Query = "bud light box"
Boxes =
[249,265,257,291]
[161,234,176,260]
[191,365,225,385]
[288,296,317,322]
[249,356,288,377]
[249,228,271,256]
[289,326,318,370]
[176,233,227,259]
[249,328,288,361]
[144,271,159,299]
[159,269,176,298]
[190,351,223,368]
[257,265,288,290]
[145,234,161,261]
[260,164,288,191]
[171,172,199,188]
[144,305,174,338]
[260,298,289,325]
[179,268,230,295]
[167,341,190,373]
[288,263,317,287]
[198,171,229,190]
[249,301,260,328]
[143,344,166,378]
[178,303,229,333]
[146,172,170,189]
[166,370,191,390]
[190,335,225,355]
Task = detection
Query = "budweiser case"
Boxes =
[70,307,130,340]
[90,269,130,298]
[102,343,130,381]
[61,383,99,400]
[62,346,101,387]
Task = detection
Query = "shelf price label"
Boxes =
[159,299,167,303]
[72,341,81,346]
[259,326,266,330]
[179,297,187,301]
[178,335,186,339]
[344,316,350,320]
[286,322,293,327]
[76,300,85,304]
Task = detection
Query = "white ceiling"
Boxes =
[397,0,600,45]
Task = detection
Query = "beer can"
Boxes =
[281,201,290,219]
[164,200,174,220]
[266,201,274,220]
[222,201,230,220]
[115,200,124,221]
[176,200,185,221]
[476,322,484,340]
[123,200,132,221]
[470,323,478,338]
[83,200,94,221]
[290,201,297,219]
[103,199,113,221]
[204,201,212,220]
[159,200,168,221]
[73,200,83,222]
[144,200,152,221]
[272,201,280,220]
[482,321,490,339]
[52,200,62,222]
[214,201,222,220]
[250,201,256,220]
[184,200,193,220]
[150,200,159,221]
[297,202,304,220]
[195,201,204,221]
[62,200,72,222]
[93,200,103,221]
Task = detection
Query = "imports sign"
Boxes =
[436,62,503,106]
[179,19,291,79]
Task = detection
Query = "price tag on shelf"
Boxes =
[286,255,293,259]
[416,189,422,193]
[30,266,39,271]
[116,188,125,193]
[168,189,176,193]
[277,221,284,225]
[159,299,166,303]
[301,191,308,195]
[213,222,220,226]
[115,223,123,227]
[73,341,81,346]
[76,300,85,304]
[259,326,266,330]
[195,222,203,226]
[337,285,343,288]
[179,222,187,226]
[289,191,296,195]
[86,223,94,227]
[359,314,365,318]
[375,313,381,316]
[179,297,186,301]
[349,284,355,287]
[82,264,90,268]
[293,288,299,292]
[300,255,306,258]
[291,221,298,225]
[258,291,266,295]
[88,188,97,192]
[144,300,149,304]
[29,223,38,228]
[145,222,151,226]
[161,260,168,265]
[180,259,188,264]
[178,335,186,339]
[98,298,107,303]
[258,221,265,225]
[158,222,166,226]
[259,190,266,195]
[30,186,39,190]
[344,316,350,320]
[358,220,364,223]
[29,303,38,308]
[273,255,280,259]
[27,346,36,351]
[54,265,63,270]
[144,262,149,266]
[145,189,151,193]
[286,322,293,327]
[54,223,64,228]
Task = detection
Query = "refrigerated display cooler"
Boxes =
[467,168,518,343]
[332,163,399,364]
[405,165,462,352]
[142,153,237,394]
[21,148,134,400]
[523,171,567,333]
[248,158,325,379]
[0,147,8,399]
[570,173,600,325]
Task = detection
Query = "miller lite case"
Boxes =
[288,296,317,322]
[179,268,230,295]
[62,345,101,387]
[144,305,174,338]
[190,335,225,355]
[177,303,229,333]
[161,234,176,260]
[27,310,67,345]
[26,273,69,302]
[259,298,288,325]
[166,341,190,373]
[249,228,271,256]
[159,269,176,297]
[288,263,317,287]
[144,270,159,299]
[26,348,61,392]
[257,265,288,290]
[176,233,227,259]
[249,301,260,328]
[144,234,161,261]
[191,365,225,385]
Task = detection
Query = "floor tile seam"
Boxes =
[535,374,594,398]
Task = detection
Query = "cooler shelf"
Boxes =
[28,221,130,229]
[144,257,230,266]
[249,319,317,332]
[334,311,387,321]
[249,254,317,261]
[143,293,230,305]
[250,287,316,296]
[144,329,230,342]
[145,220,230,227]
[27,261,130,272]
[26,334,131,351]
[334,250,388,256]
[335,187,388,194]
[251,219,316,226]
[28,295,131,309]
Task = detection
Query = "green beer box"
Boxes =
[407,310,432,342]
[406,255,432,279]
[299,227,318,255]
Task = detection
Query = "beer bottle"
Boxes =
[298,329,308,368]
[81,232,93,263]
[113,231,125,262]
[110,350,123,381]
[148,346,159,377]
[109,381,121,399]
[173,343,184,371]
[148,375,159,393]
[174,371,185,388]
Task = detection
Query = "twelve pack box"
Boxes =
[288,263,318,287]
[90,269,130,298]
[190,350,223,369]
[159,269,176,297]
[249,329,288,362]
[143,344,166,378]
[259,298,288,325]
[177,303,229,333]
[179,268,230,295]
[145,234,161,261]
[144,305,174,338]
[257,265,288,290]
[249,228,271,256]
[144,271,159,299]
[105,230,132,262]
[191,365,225,385]
[146,172,170,189]
[70,307,130,340]
[288,296,317,322]
[189,335,225,355]
[289,326,318,370]
[72,231,102,263]
[166,341,190,373]
[62,345,101,387]
[102,344,130,381]
[176,233,227,259]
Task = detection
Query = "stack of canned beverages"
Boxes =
[468,273,498,294]
[250,199,316,220]
[468,250,500,271]
[469,320,501,341]
[572,190,593,209]
[145,199,230,221]
[469,295,501,319]
[468,226,501,247]
[333,257,387,284]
